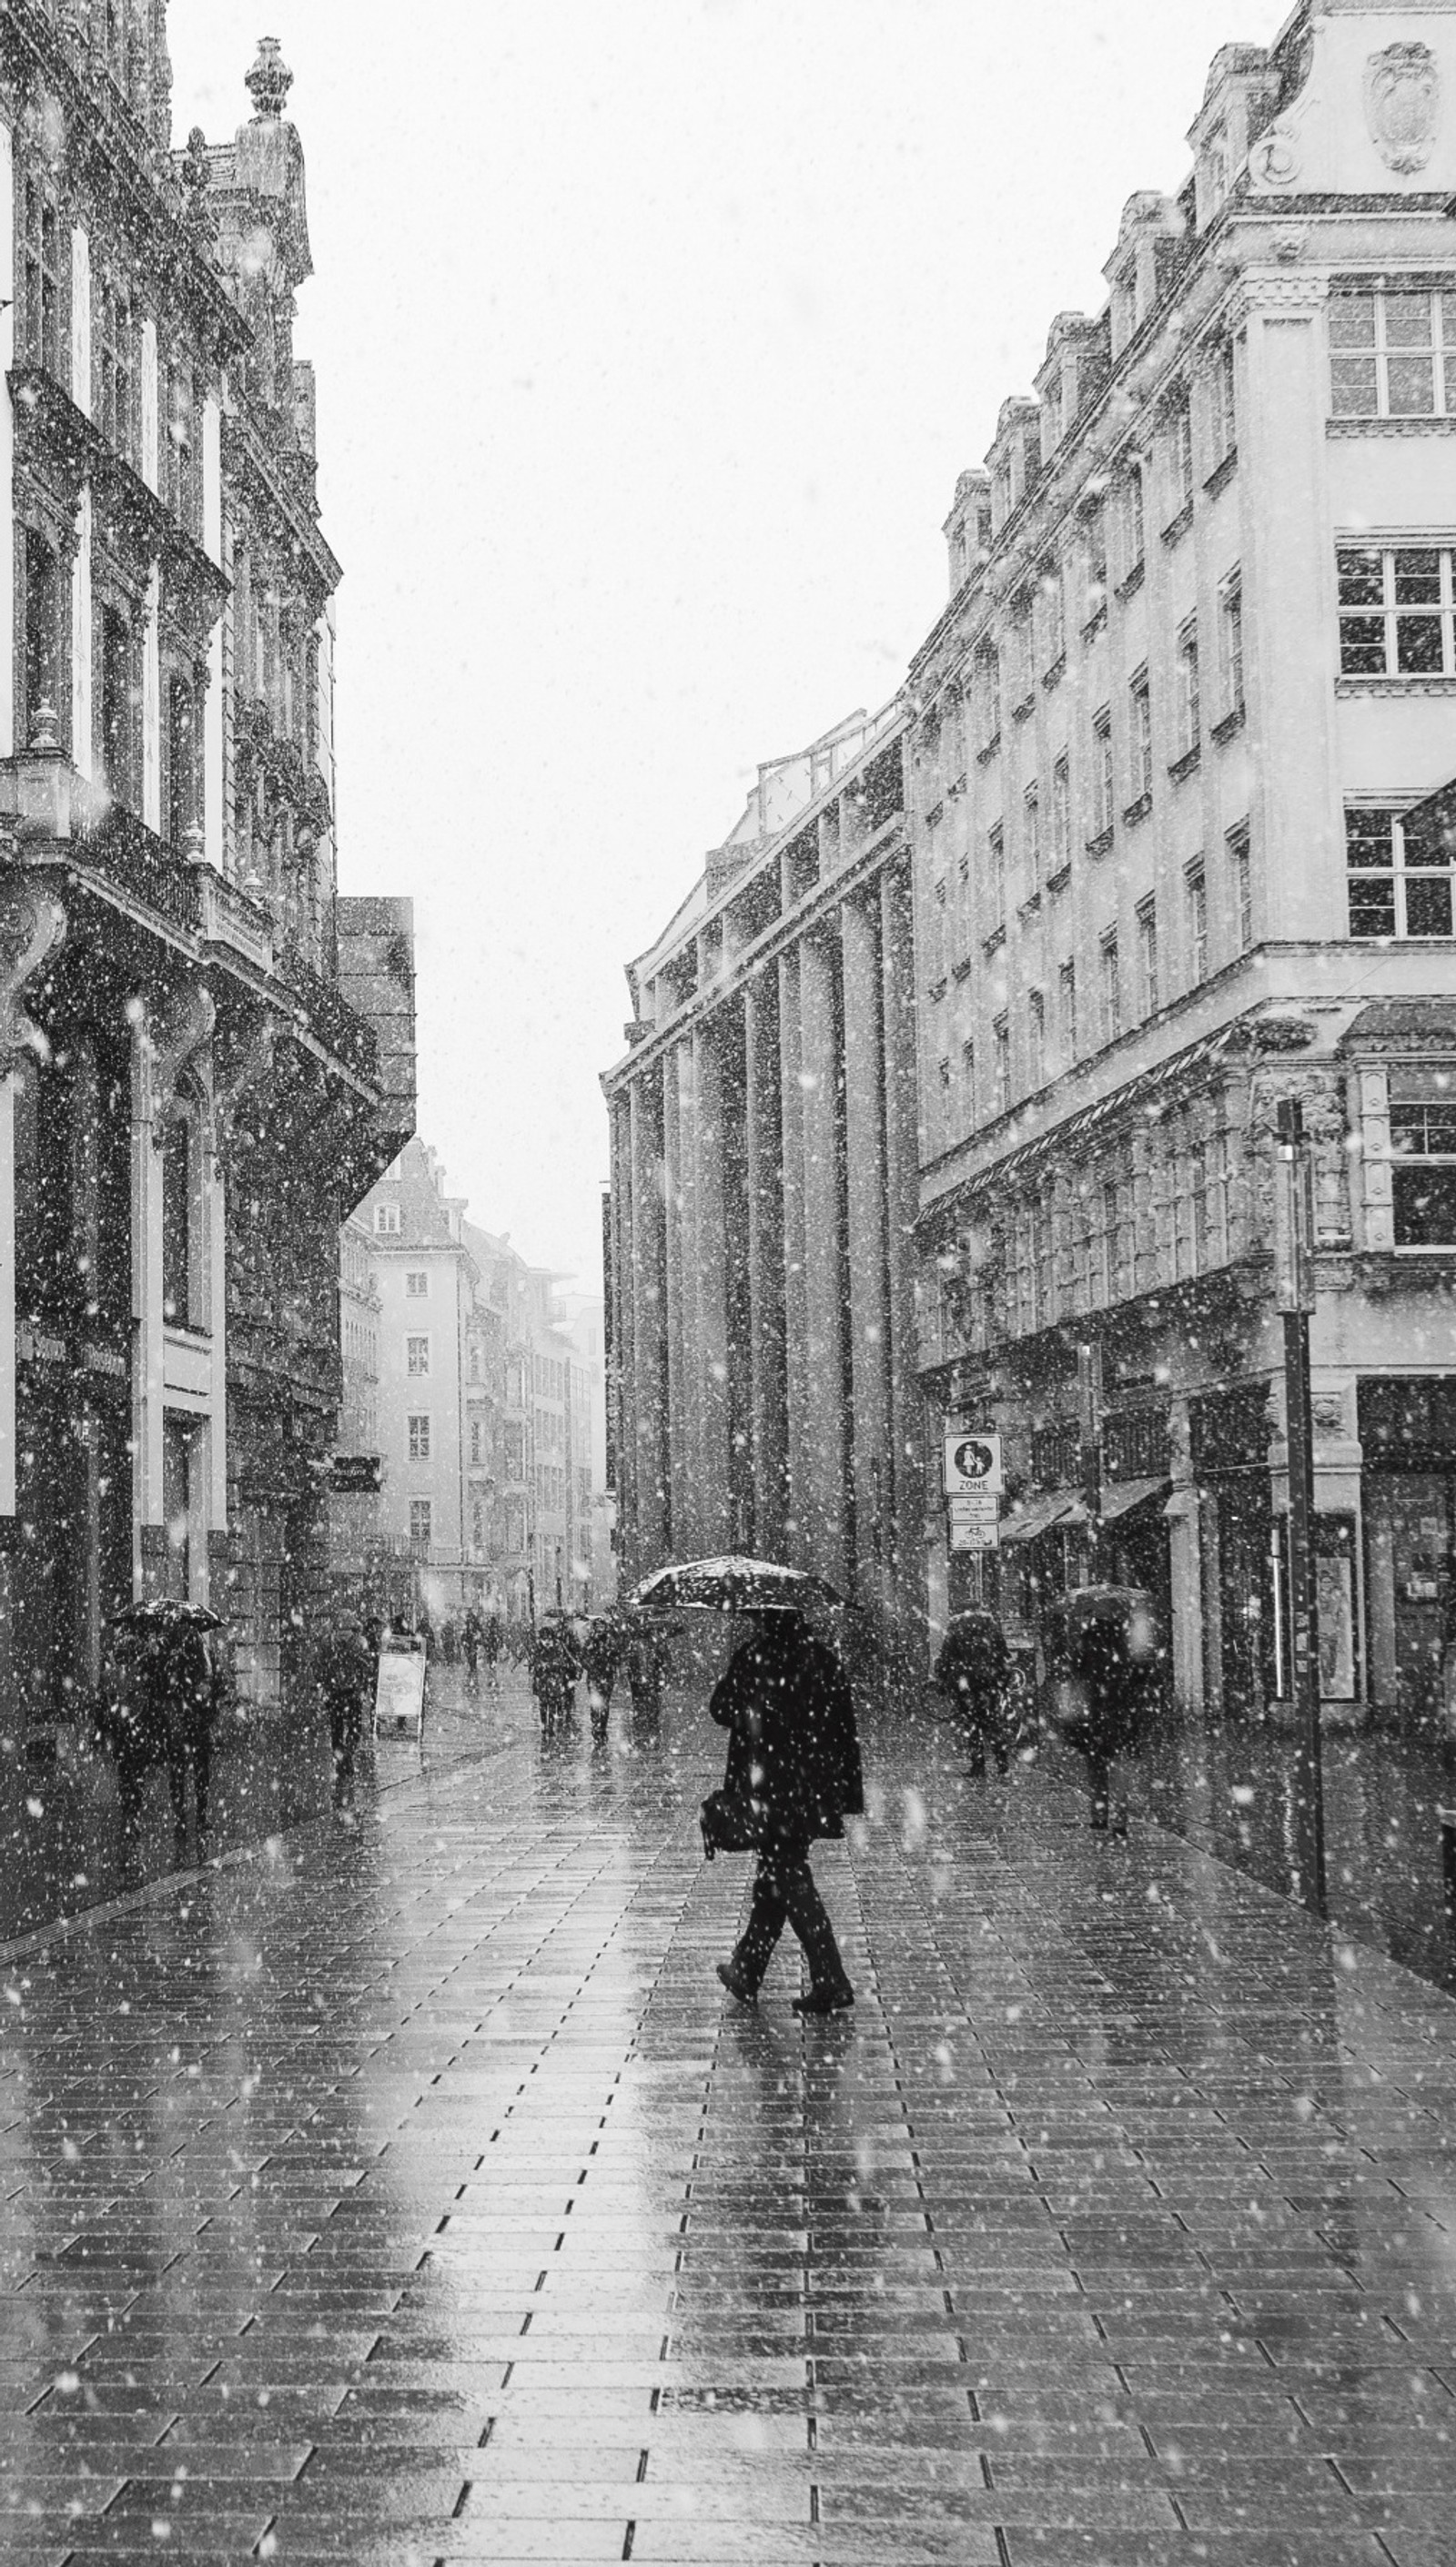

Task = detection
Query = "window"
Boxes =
[1188,1146,1209,1274]
[1169,399,1194,516]
[1188,864,1208,982]
[1209,339,1237,461]
[987,824,1006,927]
[992,1015,1010,1114]
[1330,286,1451,419]
[23,532,62,745]
[1100,934,1121,1044]
[1024,783,1041,887]
[937,1056,951,1094]
[1128,671,1153,804]
[1010,598,1034,708]
[410,1498,432,1547]
[470,1417,485,1467]
[1091,711,1114,841]
[1338,545,1454,677]
[1028,991,1046,1087]
[97,280,136,464]
[1347,807,1456,939]
[1218,575,1244,720]
[1100,1175,1123,1302]
[1121,463,1146,579]
[405,1270,429,1298]
[1174,622,1200,757]
[406,1335,430,1377]
[21,179,63,378]
[1390,1071,1456,1245]
[1058,960,1077,1061]
[167,677,197,848]
[1040,562,1066,672]
[408,1413,431,1463]
[1137,898,1158,1016]
[1050,754,1070,873]
[976,645,1000,755]
[1229,825,1252,951]
[165,367,198,535]
[161,1115,193,1327]
[960,1039,976,1118]
[374,1201,399,1235]
[1085,503,1107,620]
[100,607,136,809]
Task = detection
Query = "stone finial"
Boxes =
[246,36,293,122]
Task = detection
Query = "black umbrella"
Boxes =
[111,1598,225,1632]
[628,1556,842,1614]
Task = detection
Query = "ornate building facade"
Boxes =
[0,11,412,1741]
[915,0,1456,1728]
[602,706,924,1669]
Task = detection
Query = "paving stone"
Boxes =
[3,1693,1456,2559]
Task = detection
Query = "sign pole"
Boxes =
[1275,1099,1327,1920]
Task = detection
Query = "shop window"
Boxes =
[1346,807,1454,940]
[1390,1072,1456,1246]
[1330,286,1452,419]
[1338,545,1455,677]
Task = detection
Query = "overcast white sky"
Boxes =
[170,0,1291,1286]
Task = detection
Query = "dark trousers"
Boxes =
[329,1693,364,1796]
[732,1840,846,1993]
[166,1729,211,1840]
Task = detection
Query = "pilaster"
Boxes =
[778,945,809,1567]
[629,1066,669,1566]
[798,926,849,1592]
[841,894,891,1605]
[71,489,93,780]
[693,1020,733,1552]
[880,864,924,1641]
[143,563,162,832]
[744,972,787,1557]
[0,122,14,761]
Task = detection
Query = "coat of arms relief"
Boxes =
[1364,41,1441,176]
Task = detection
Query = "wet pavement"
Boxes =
[4,1680,1456,2565]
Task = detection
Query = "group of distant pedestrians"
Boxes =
[530,1607,670,1739]
[934,1590,1162,1832]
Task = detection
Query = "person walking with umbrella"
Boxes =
[704,1601,862,2016]
[934,1607,1014,1778]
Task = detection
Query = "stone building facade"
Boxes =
[0,15,411,1738]
[602,705,924,1665]
[915,0,1456,1728]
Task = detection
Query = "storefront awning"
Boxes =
[1099,1476,1170,1525]
[1002,1491,1088,1546]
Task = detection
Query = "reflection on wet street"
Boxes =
[4,1688,1456,2565]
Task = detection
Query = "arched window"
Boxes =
[162,1101,198,1329]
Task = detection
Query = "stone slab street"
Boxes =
[3,1679,1456,2567]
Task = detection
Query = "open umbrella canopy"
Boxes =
[1045,1586,1160,1657]
[627,1556,842,1614]
[110,1599,225,1632]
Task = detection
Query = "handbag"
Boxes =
[699,1785,762,1858]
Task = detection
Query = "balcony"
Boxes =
[281,948,379,1082]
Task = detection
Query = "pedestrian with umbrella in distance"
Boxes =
[934,1605,1014,1779]
[111,1598,225,1859]
[1045,1583,1163,1834]
[632,1558,863,2014]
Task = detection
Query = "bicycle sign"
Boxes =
[944,1432,1004,1497]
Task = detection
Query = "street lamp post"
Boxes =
[1274,1097,1327,1919]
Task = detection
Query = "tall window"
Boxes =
[1084,502,1107,620]
[305,632,321,765]
[1390,1072,1456,1245]
[1338,546,1455,677]
[23,532,61,745]
[1175,622,1200,757]
[1229,824,1252,951]
[1024,783,1040,888]
[992,1015,1010,1114]
[987,823,1006,928]
[22,179,63,378]
[1137,898,1158,1016]
[1100,934,1121,1044]
[1028,990,1046,1087]
[406,1334,430,1377]
[100,607,136,809]
[98,281,136,463]
[408,1413,431,1462]
[1091,711,1114,841]
[167,677,197,847]
[470,1417,485,1467]
[1040,562,1066,672]
[1169,398,1194,516]
[1052,754,1078,877]
[1330,287,1452,419]
[161,1114,194,1327]
[410,1498,432,1547]
[1188,1146,1210,1274]
[1347,807,1455,939]
[1100,1175,1123,1302]
[1121,463,1146,579]
[1209,339,1237,460]
[165,367,198,535]
[976,645,1000,756]
[1128,671,1153,804]
[1058,960,1077,1061]
[1187,864,1208,982]
[1218,574,1244,719]
[960,1038,975,1119]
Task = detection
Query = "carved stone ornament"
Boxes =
[147,982,217,1137]
[246,37,294,123]
[1364,42,1441,177]
[0,875,66,1064]
[1249,122,1300,189]
[213,1014,277,1149]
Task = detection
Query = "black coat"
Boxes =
[1068,1615,1154,1759]
[710,1623,864,1847]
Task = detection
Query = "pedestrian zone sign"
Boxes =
[944,1432,1004,1497]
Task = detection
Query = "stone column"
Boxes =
[798,927,850,1592]
[608,1090,636,1561]
[0,120,14,759]
[841,894,892,1610]
[665,1036,703,1556]
[694,1020,733,1552]
[204,1097,228,1602]
[132,1015,167,1588]
[143,562,162,834]
[880,864,925,1652]
[778,947,810,1568]
[744,971,787,1557]
[71,486,94,780]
